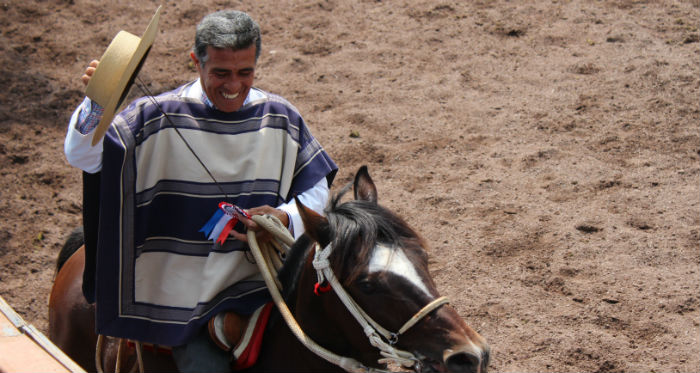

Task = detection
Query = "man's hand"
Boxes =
[228,205,290,243]
[81,60,99,86]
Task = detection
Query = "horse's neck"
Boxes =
[253,312,344,373]
[253,278,346,372]
[252,252,368,372]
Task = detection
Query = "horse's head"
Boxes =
[295,166,490,373]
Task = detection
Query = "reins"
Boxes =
[248,214,450,373]
[95,334,144,373]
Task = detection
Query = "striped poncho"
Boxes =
[95,83,336,346]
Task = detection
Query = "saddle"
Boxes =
[208,302,274,370]
[103,303,272,372]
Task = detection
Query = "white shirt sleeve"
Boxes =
[277,177,330,240]
[64,98,103,174]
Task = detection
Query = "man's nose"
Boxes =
[224,76,242,90]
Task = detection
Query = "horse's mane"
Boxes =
[56,226,85,272]
[276,184,426,308]
[326,199,424,283]
[277,234,314,307]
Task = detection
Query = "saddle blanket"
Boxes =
[124,301,274,370]
[232,302,274,370]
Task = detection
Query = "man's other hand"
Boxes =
[81,60,100,86]
[228,205,289,243]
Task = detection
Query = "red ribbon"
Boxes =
[216,217,239,244]
[314,281,332,296]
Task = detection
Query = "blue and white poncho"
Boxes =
[95,82,337,346]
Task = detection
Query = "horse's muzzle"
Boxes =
[443,343,490,373]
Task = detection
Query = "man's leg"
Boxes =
[82,171,100,304]
[172,326,231,373]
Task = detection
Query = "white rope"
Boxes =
[397,296,450,336]
[315,255,418,368]
[247,216,375,373]
[115,338,124,373]
[313,242,449,367]
[134,341,145,373]
[95,334,145,373]
[95,334,104,373]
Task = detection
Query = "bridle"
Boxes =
[248,214,450,373]
[312,241,450,369]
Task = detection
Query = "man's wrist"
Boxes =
[284,211,294,234]
[76,97,105,135]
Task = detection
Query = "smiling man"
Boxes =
[192,45,256,112]
[64,10,337,372]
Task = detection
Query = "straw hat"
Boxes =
[86,6,162,146]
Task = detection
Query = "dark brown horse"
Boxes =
[49,166,490,372]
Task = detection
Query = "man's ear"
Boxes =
[190,52,200,68]
[295,196,331,245]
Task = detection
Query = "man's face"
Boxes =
[191,45,256,113]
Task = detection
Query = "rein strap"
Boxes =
[398,296,450,337]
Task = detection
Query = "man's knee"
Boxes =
[172,326,231,373]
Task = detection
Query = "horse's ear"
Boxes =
[295,196,331,245]
[353,165,378,203]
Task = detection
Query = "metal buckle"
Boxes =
[389,333,399,346]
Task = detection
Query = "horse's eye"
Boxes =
[357,279,376,294]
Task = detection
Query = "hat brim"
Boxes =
[86,6,161,146]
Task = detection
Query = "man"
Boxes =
[64,10,337,372]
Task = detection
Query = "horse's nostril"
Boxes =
[444,349,482,373]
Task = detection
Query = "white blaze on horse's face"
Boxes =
[369,244,432,297]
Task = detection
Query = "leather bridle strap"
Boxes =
[397,296,450,337]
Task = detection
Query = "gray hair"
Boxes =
[193,10,261,67]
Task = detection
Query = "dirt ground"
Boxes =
[0,0,698,372]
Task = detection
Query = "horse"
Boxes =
[48,166,490,372]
